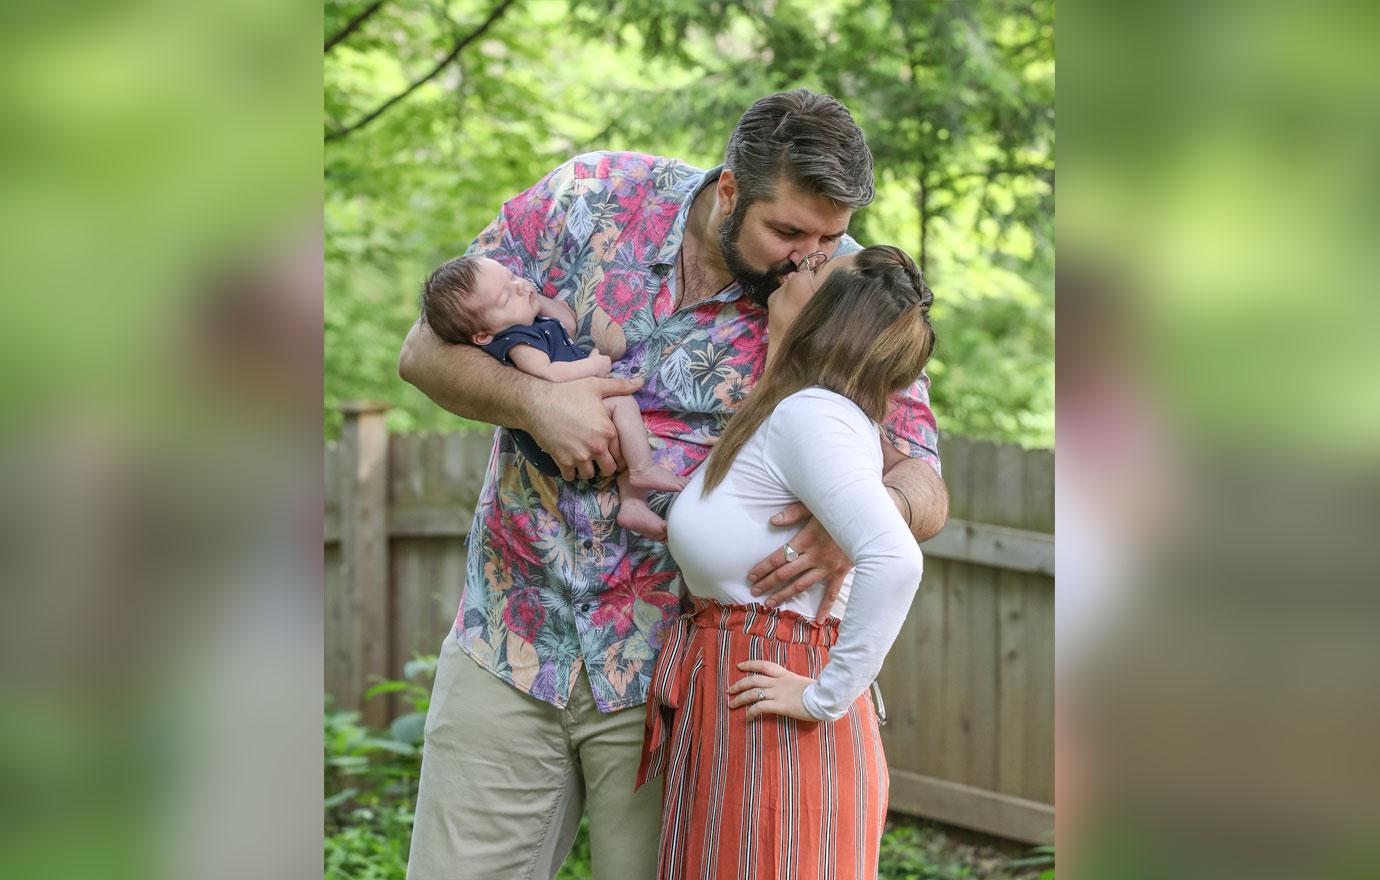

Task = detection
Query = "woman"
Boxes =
[636,245,937,879]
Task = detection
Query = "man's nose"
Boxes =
[791,238,829,264]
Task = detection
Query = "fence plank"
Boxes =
[331,506,1052,576]
[339,401,391,729]
[1023,583,1056,804]
[989,442,1029,798]
[1021,446,1056,804]
[939,434,972,521]
[324,442,349,712]
[920,518,1053,576]
[877,586,921,766]
[888,769,1054,844]
[914,557,947,780]
[965,442,1001,793]
[997,568,1028,798]
[941,559,971,784]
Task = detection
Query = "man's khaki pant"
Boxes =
[406,631,663,880]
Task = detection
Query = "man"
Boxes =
[399,89,948,879]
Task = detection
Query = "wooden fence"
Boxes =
[325,403,1054,844]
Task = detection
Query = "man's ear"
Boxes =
[472,331,493,346]
[716,169,739,217]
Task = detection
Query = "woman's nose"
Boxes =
[795,250,829,273]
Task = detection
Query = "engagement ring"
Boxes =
[783,543,798,563]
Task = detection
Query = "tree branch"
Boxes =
[325,0,516,143]
[325,1,387,53]
[929,162,1053,194]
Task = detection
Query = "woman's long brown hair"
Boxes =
[702,245,936,494]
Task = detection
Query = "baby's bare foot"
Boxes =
[627,464,688,493]
[617,496,669,542]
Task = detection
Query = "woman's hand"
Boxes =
[727,659,819,722]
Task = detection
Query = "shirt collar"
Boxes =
[651,165,724,272]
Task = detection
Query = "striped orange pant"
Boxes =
[637,598,889,880]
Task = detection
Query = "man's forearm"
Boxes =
[397,319,543,431]
[883,456,949,542]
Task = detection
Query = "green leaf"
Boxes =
[403,656,438,681]
[324,787,358,810]
[389,711,427,745]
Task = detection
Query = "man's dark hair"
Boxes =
[421,255,484,344]
[723,89,875,212]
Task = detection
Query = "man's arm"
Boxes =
[398,318,540,429]
[880,442,949,542]
[398,318,639,480]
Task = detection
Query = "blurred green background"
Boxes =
[324,0,1055,445]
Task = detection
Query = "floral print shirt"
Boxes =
[456,151,940,712]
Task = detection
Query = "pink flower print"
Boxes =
[503,587,546,643]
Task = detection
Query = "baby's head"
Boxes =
[422,255,541,345]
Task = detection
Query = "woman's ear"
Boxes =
[472,332,493,346]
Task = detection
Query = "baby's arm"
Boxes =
[509,344,612,383]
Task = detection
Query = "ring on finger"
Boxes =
[783,542,798,563]
[756,688,766,702]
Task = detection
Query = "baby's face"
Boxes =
[468,257,541,343]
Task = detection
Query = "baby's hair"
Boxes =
[421,255,485,344]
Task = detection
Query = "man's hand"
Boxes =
[747,503,852,621]
[727,659,818,722]
[528,375,641,481]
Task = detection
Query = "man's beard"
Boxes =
[718,202,797,308]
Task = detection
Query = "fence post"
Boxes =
[340,401,391,729]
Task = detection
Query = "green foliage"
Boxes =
[325,0,1054,446]
[879,819,1054,879]
[326,659,1048,878]
[324,705,419,880]
[324,655,435,880]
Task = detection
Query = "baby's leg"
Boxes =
[604,396,687,492]
[615,472,668,542]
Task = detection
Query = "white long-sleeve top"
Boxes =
[666,387,925,721]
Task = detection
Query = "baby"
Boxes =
[421,254,687,540]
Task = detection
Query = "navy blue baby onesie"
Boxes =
[480,315,588,477]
